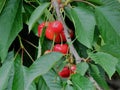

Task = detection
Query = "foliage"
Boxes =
[0,0,120,90]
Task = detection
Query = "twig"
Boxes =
[89,76,103,90]
[51,0,83,63]
[73,0,96,8]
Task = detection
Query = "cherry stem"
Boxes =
[50,34,56,51]
[51,0,83,63]
[60,34,63,45]
[14,48,21,61]
[24,48,34,62]
[22,38,38,49]
[18,35,34,62]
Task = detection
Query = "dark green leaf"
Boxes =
[89,52,118,78]
[25,52,63,90]
[89,64,109,90]
[28,3,50,31]
[77,62,89,76]
[65,7,96,48]
[71,74,95,90]
[0,0,22,61]
[0,0,6,13]
[0,54,14,90]
[95,1,120,45]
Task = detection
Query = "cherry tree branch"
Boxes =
[51,0,83,63]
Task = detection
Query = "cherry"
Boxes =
[50,21,63,33]
[45,27,61,43]
[38,22,45,37]
[70,65,76,74]
[45,27,56,40]
[38,22,52,37]
[59,66,71,78]
[53,44,68,54]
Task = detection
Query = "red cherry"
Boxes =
[53,44,68,54]
[38,22,45,37]
[45,27,61,43]
[59,67,70,78]
[50,21,63,33]
[38,22,52,37]
[70,65,76,74]
[45,27,56,40]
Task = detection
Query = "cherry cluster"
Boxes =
[59,65,76,78]
[38,20,76,78]
[38,21,74,54]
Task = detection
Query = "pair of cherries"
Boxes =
[59,65,76,78]
[38,21,73,54]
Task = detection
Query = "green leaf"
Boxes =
[0,0,6,13]
[25,52,63,90]
[28,3,50,31]
[12,55,27,90]
[71,74,95,90]
[89,52,118,78]
[77,62,89,76]
[86,0,103,4]
[65,7,96,48]
[116,62,120,75]
[95,1,120,45]
[100,44,120,60]
[89,64,109,90]
[0,0,22,61]
[38,76,49,90]
[42,70,62,90]
[65,84,74,90]
[0,55,14,90]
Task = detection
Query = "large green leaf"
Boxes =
[77,62,89,76]
[89,52,118,78]
[100,44,120,60]
[89,64,109,90]
[0,0,6,13]
[42,70,62,90]
[71,74,95,90]
[38,76,49,90]
[95,1,120,45]
[0,0,22,61]
[0,53,14,90]
[28,3,50,31]
[25,52,63,90]
[12,55,28,90]
[38,70,62,90]
[65,7,96,48]
[100,44,120,75]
